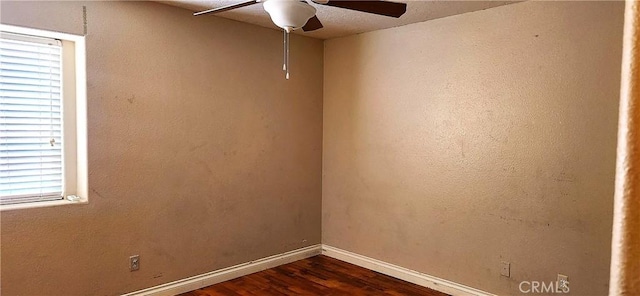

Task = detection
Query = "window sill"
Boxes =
[0,197,88,211]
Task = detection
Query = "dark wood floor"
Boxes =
[179,255,449,296]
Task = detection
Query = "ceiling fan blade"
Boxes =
[302,15,323,32]
[194,0,259,16]
[323,1,407,18]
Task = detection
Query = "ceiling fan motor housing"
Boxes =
[263,0,316,31]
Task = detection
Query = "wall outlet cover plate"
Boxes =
[501,261,510,277]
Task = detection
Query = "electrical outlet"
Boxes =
[501,261,510,277]
[130,255,140,271]
[557,274,569,290]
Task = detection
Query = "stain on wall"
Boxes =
[322,1,623,295]
[0,1,323,295]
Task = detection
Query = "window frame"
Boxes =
[0,24,87,211]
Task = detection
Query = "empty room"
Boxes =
[1,0,639,295]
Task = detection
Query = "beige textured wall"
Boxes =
[0,1,323,295]
[610,0,640,294]
[323,1,623,295]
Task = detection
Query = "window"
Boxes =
[0,24,87,209]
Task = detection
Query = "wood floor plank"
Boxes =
[179,255,449,296]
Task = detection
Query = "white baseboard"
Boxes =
[123,243,493,296]
[321,245,495,296]
[123,244,322,296]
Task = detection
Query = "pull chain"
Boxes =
[286,29,290,79]
[283,27,291,80]
[283,29,287,72]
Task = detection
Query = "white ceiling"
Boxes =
[160,0,518,39]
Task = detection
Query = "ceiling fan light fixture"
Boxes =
[194,0,408,79]
[263,0,316,31]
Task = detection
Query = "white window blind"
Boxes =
[0,33,64,205]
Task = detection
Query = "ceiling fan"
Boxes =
[194,0,408,79]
